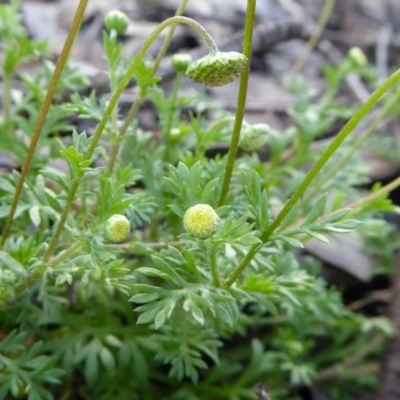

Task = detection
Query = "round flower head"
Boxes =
[104,214,130,243]
[239,123,270,152]
[186,51,248,87]
[183,204,219,239]
[348,46,367,67]
[104,10,130,36]
[172,53,193,73]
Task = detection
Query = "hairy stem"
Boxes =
[107,3,211,172]
[218,0,257,207]
[0,0,88,247]
[43,16,219,260]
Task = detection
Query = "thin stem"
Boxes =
[48,242,83,268]
[0,242,83,306]
[261,68,400,243]
[43,177,81,261]
[290,0,336,75]
[2,73,12,122]
[224,244,261,288]
[153,0,189,71]
[108,0,190,173]
[303,89,400,205]
[164,71,184,162]
[108,91,143,172]
[344,175,400,211]
[209,245,221,287]
[43,16,219,261]
[224,67,400,287]
[218,0,257,207]
[0,0,89,248]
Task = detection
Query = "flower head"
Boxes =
[183,204,219,239]
[348,47,367,67]
[239,123,270,151]
[104,214,130,242]
[104,10,130,36]
[186,51,248,87]
[172,53,193,73]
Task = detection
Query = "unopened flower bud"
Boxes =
[186,51,248,87]
[172,53,193,73]
[183,204,219,239]
[239,123,270,152]
[348,47,367,67]
[104,214,130,242]
[104,10,130,36]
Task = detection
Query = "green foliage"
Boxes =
[0,2,399,400]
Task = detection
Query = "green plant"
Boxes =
[0,0,399,399]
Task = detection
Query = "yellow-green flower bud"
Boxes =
[239,123,270,151]
[104,10,130,36]
[348,47,367,67]
[186,51,248,87]
[183,204,219,239]
[172,53,193,73]
[104,214,130,242]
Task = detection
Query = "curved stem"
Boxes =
[153,0,189,71]
[107,12,213,172]
[224,67,400,287]
[0,0,89,248]
[218,0,257,207]
[44,16,219,260]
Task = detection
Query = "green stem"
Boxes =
[209,245,221,287]
[48,242,83,268]
[0,0,89,248]
[224,67,400,288]
[106,32,119,136]
[0,242,83,307]
[153,0,189,72]
[224,244,261,288]
[343,175,400,211]
[2,73,12,122]
[303,89,400,205]
[43,16,219,260]
[164,71,184,162]
[43,177,81,261]
[108,91,143,172]
[108,0,190,173]
[194,116,235,162]
[218,0,257,207]
[290,0,336,75]
[261,68,400,243]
